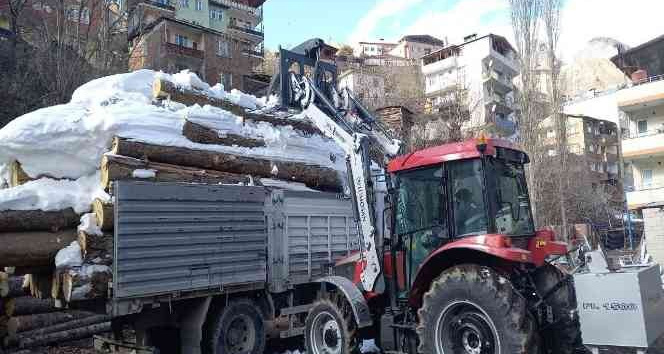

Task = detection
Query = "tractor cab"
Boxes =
[387,138,535,288]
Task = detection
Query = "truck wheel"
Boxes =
[534,265,584,354]
[203,298,266,354]
[417,264,538,354]
[305,296,357,354]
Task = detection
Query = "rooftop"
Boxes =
[399,34,446,46]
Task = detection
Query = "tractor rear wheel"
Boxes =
[417,264,538,354]
[534,265,585,354]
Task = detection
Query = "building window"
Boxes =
[210,8,222,20]
[179,0,188,7]
[65,7,90,24]
[546,130,555,138]
[218,40,230,57]
[642,169,653,188]
[175,34,189,47]
[637,120,648,135]
[195,0,202,10]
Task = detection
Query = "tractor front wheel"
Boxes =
[417,264,538,354]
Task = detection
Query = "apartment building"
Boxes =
[389,35,446,60]
[421,34,519,136]
[540,114,623,199]
[619,79,664,210]
[127,0,266,91]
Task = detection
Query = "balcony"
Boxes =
[483,71,512,94]
[489,49,518,76]
[617,79,664,112]
[242,49,264,57]
[228,24,264,39]
[626,184,664,209]
[485,93,513,115]
[210,0,262,19]
[143,0,176,10]
[422,56,458,75]
[622,130,664,158]
[164,42,204,59]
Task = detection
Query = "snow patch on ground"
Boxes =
[132,169,157,179]
[78,213,103,236]
[55,241,83,269]
[0,173,109,213]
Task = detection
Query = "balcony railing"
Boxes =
[633,74,664,86]
[164,42,204,59]
[242,49,264,57]
[144,0,175,10]
[626,183,664,208]
[229,24,264,38]
[210,0,262,18]
[623,127,664,140]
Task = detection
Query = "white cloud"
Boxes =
[347,0,425,45]
[559,0,664,61]
[402,0,512,46]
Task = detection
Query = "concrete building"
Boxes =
[338,69,386,110]
[540,114,623,198]
[619,79,664,210]
[421,34,519,136]
[127,0,266,91]
[358,41,397,57]
[388,35,446,60]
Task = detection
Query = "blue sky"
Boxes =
[263,0,664,61]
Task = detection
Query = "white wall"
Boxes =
[390,41,443,59]
[643,207,664,266]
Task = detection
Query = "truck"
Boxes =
[95,39,583,354]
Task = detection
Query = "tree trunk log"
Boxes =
[78,232,113,265]
[0,272,7,297]
[0,230,77,268]
[9,161,32,187]
[13,310,93,333]
[63,267,112,303]
[0,208,79,233]
[17,314,109,340]
[183,120,266,147]
[100,154,252,191]
[92,198,113,231]
[12,297,57,316]
[152,78,322,136]
[1,298,15,317]
[17,321,110,349]
[111,137,342,192]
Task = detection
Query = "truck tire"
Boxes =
[417,264,538,354]
[202,298,266,354]
[305,295,358,354]
[534,265,584,354]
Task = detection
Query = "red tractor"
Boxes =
[273,39,584,354]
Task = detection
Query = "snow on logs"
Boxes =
[111,137,343,193]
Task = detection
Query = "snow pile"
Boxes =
[0,69,345,212]
[0,173,108,213]
[55,241,83,269]
[132,169,157,179]
[78,213,103,236]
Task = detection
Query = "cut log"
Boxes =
[7,276,27,298]
[0,314,17,341]
[2,298,15,317]
[78,231,113,264]
[0,272,8,297]
[92,198,113,231]
[153,78,322,136]
[9,161,32,187]
[28,273,52,300]
[0,208,79,233]
[63,266,112,303]
[17,314,109,340]
[13,310,93,333]
[111,137,343,192]
[17,321,110,349]
[13,297,57,316]
[0,230,77,268]
[100,154,252,192]
[183,120,266,147]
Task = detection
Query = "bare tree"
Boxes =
[508,0,544,224]
[541,0,568,238]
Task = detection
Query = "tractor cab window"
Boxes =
[449,159,488,237]
[488,158,535,236]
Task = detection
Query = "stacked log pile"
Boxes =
[0,75,342,349]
